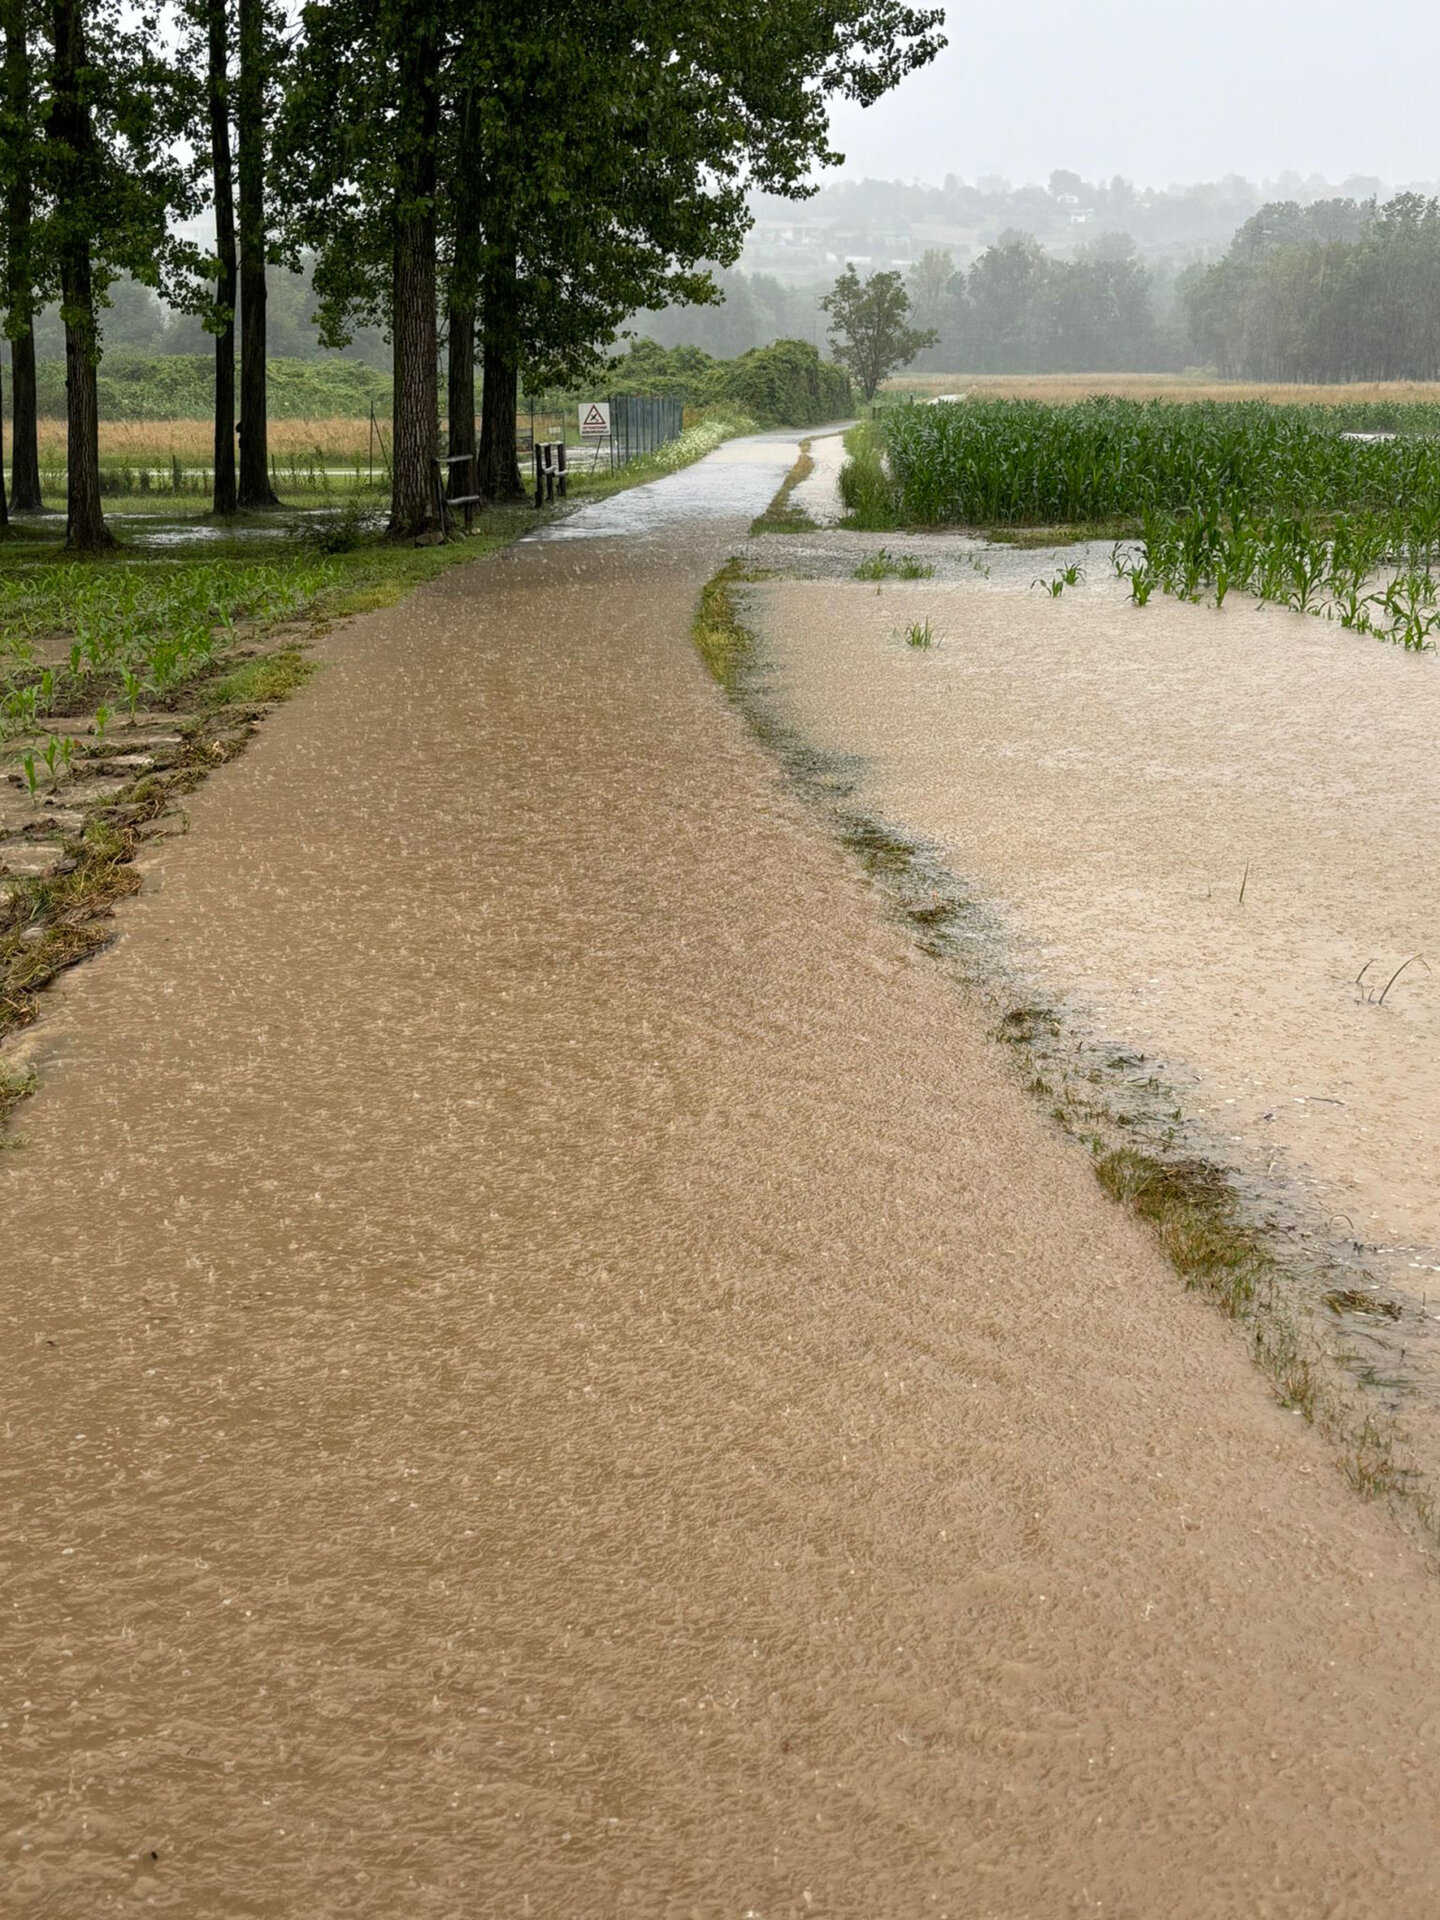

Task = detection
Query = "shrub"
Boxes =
[604,336,850,427]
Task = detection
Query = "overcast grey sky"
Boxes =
[826,0,1437,187]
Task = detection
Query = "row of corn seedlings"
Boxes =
[1114,501,1440,649]
[1,557,337,784]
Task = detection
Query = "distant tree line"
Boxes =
[903,234,1175,374]
[1178,194,1440,382]
[10,259,393,370]
[0,0,942,549]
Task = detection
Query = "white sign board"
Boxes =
[579,401,611,439]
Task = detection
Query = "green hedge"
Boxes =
[606,337,851,426]
[31,352,393,421]
[26,339,851,429]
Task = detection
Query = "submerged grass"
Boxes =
[750,442,817,534]
[853,548,934,581]
[691,559,763,689]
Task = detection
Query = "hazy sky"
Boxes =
[826,0,1437,188]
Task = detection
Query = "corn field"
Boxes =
[882,398,1440,526]
[1,557,338,758]
[874,398,1440,650]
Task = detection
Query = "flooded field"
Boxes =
[745,539,1440,1299]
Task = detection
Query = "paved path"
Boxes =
[5,432,1440,1917]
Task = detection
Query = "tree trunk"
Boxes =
[207,0,237,515]
[9,327,41,509]
[61,284,110,549]
[444,92,481,506]
[0,350,9,532]
[3,0,42,511]
[446,293,477,502]
[236,0,277,506]
[48,0,112,552]
[390,207,439,537]
[477,243,523,502]
[477,335,522,501]
[387,20,441,540]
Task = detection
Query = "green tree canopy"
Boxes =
[821,263,936,400]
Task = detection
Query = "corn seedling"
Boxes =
[853,548,935,581]
[1033,562,1084,596]
[901,619,936,649]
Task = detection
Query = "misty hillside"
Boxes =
[737,169,1435,280]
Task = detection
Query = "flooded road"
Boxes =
[6,432,1440,1917]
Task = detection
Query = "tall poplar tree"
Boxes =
[235,0,279,504]
[43,0,200,549]
[205,0,237,513]
[1,0,43,511]
[46,0,111,548]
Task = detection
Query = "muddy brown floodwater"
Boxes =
[748,556,1440,1294]
[6,432,1440,1917]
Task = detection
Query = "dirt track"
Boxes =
[5,433,1440,1917]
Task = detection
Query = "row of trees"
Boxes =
[903,233,1171,374]
[0,0,944,549]
[1177,194,1440,382]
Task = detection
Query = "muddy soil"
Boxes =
[6,434,1440,1916]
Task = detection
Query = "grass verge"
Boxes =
[837,422,904,530]
[692,559,769,689]
[750,441,817,535]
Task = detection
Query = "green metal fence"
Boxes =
[608,394,685,468]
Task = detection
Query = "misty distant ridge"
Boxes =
[637,175,1440,382]
[739,170,1440,281]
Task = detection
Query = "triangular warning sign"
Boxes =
[582,405,607,429]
